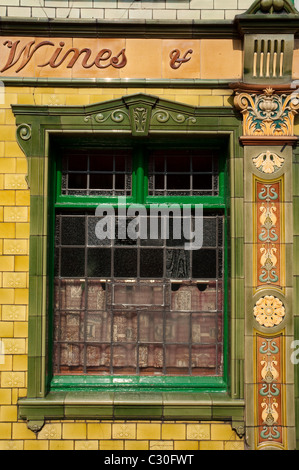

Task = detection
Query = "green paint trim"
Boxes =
[50,375,226,392]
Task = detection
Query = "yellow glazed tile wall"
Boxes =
[0,86,242,450]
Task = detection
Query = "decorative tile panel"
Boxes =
[255,332,286,449]
[254,178,284,291]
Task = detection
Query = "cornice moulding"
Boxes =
[0,18,239,39]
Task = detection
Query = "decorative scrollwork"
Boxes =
[152,109,197,125]
[234,87,299,137]
[84,109,129,124]
[17,123,31,141]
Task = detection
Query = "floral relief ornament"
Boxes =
[253,151,284,174]
[254,295,285,328]
[234,87,299,137]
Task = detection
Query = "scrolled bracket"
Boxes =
[17,123,32,142]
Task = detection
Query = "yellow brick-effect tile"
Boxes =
[12,422,35,440]
[112,423,136,440]
[0,191,15,206]
[4,207,28,223]
[0,405,18,422]
[87,422,111,440]
[199,95,224,107]
[0,321,14,337]
[187,423,211,440]
[0,440,23,450]
[3,240,28,255]
[62,423,87,440]
[49,440,74,451]
[211,423,237,441]
[125,440,149,450]
[161,423,186,440]
[224,440,245,450]
[199,440,224,450]
[4,175,28,190]
[174,440,199,450]
[100,439,124,450]
[0,422,12,439]
[2,305,27,321]
[24,440,49,450]
[0,288,14,305]
[74,440,99,450]
[12,354,27,371]
[136,423,161,440]
[0,355,12,372]
[0,256,14,271]
[38,423,62,440]
[1,371,25,388]
[150,440,174,450]
[0,223,15,239]
[3,273,27,289]
[2,339,26,355]
[0,389,11,405]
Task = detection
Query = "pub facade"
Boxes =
[0,0,299,451]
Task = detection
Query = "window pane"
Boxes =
[192,250,218,279]
[87,248,111,278]
[114,248,138,277]
[148,149,219,196]
[139,248,164,278]
[60,248,85,277]
[60,216,85,246]
[54,183,224,377]
[61,149,132,196]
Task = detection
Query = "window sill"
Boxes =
[18,391,245,436]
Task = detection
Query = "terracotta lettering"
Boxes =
[0,39,193,75]
[109,48,127,69]
[39,42,94,69]
[93,49,112,68]
[34,41,127,70]
[1,40,54,73]
[169,49,193,69]
[0,39,128,72]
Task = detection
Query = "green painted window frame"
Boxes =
[50,141,228,392]
[12,93,245,431]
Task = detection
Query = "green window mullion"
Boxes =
[134,145,146,205]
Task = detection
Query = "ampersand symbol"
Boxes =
[169,49,193,70]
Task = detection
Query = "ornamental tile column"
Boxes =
[233,0,299,450]
[232,83,296,450]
